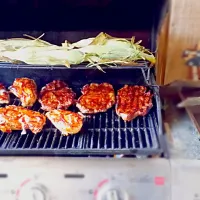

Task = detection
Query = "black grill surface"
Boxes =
[0,87,163,156]
[0,65,165,156]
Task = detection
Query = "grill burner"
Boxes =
[0,87,162,156]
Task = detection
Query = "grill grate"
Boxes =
[0,83,164,156]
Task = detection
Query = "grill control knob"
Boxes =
[97,188,129,200]
[17,183,48,200]
[30,186,46,200]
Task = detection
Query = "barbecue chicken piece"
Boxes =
[116,85,153,121]
[76,83,115,113]
[39,80,76,111]
[9,78,37,107]
[46,110,84,136]
[0,83,10,104]
[0,105,46,134]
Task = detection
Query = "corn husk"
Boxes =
[0,46,85,67]
[0,32,156,70]
[62,38,95,49]
[0,37,53,51]
[79,32,156,66]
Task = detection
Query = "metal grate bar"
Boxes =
[82,116,90,148]
[111,110,115,149]
[7,133,18,148]
[58,135,64,148]
[124,121,128,148]
[30,134,37,148]
[64,136,70,149]
[84,127,90,148]
[143,117,150,148]
[16,135,23,148]
[0,132,5,141]
[152,112,159,130]
[148,115,159,148]
[77,133,83,149]
[44,128,53,148]
[72,135,76,148]
[2,134,12,149]
[36,131,45,148]
[137,119,143,148]
[97,114,102,149]
[22,134,30,148]
[104,113,108,149]
[117,116,122,149]
[90,115,95,149]
[130,119,135,148]
[50,130,59,148]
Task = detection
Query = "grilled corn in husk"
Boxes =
[0,32,155,69]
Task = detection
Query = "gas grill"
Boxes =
[0,0,176,199]
[0,64,165,157]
